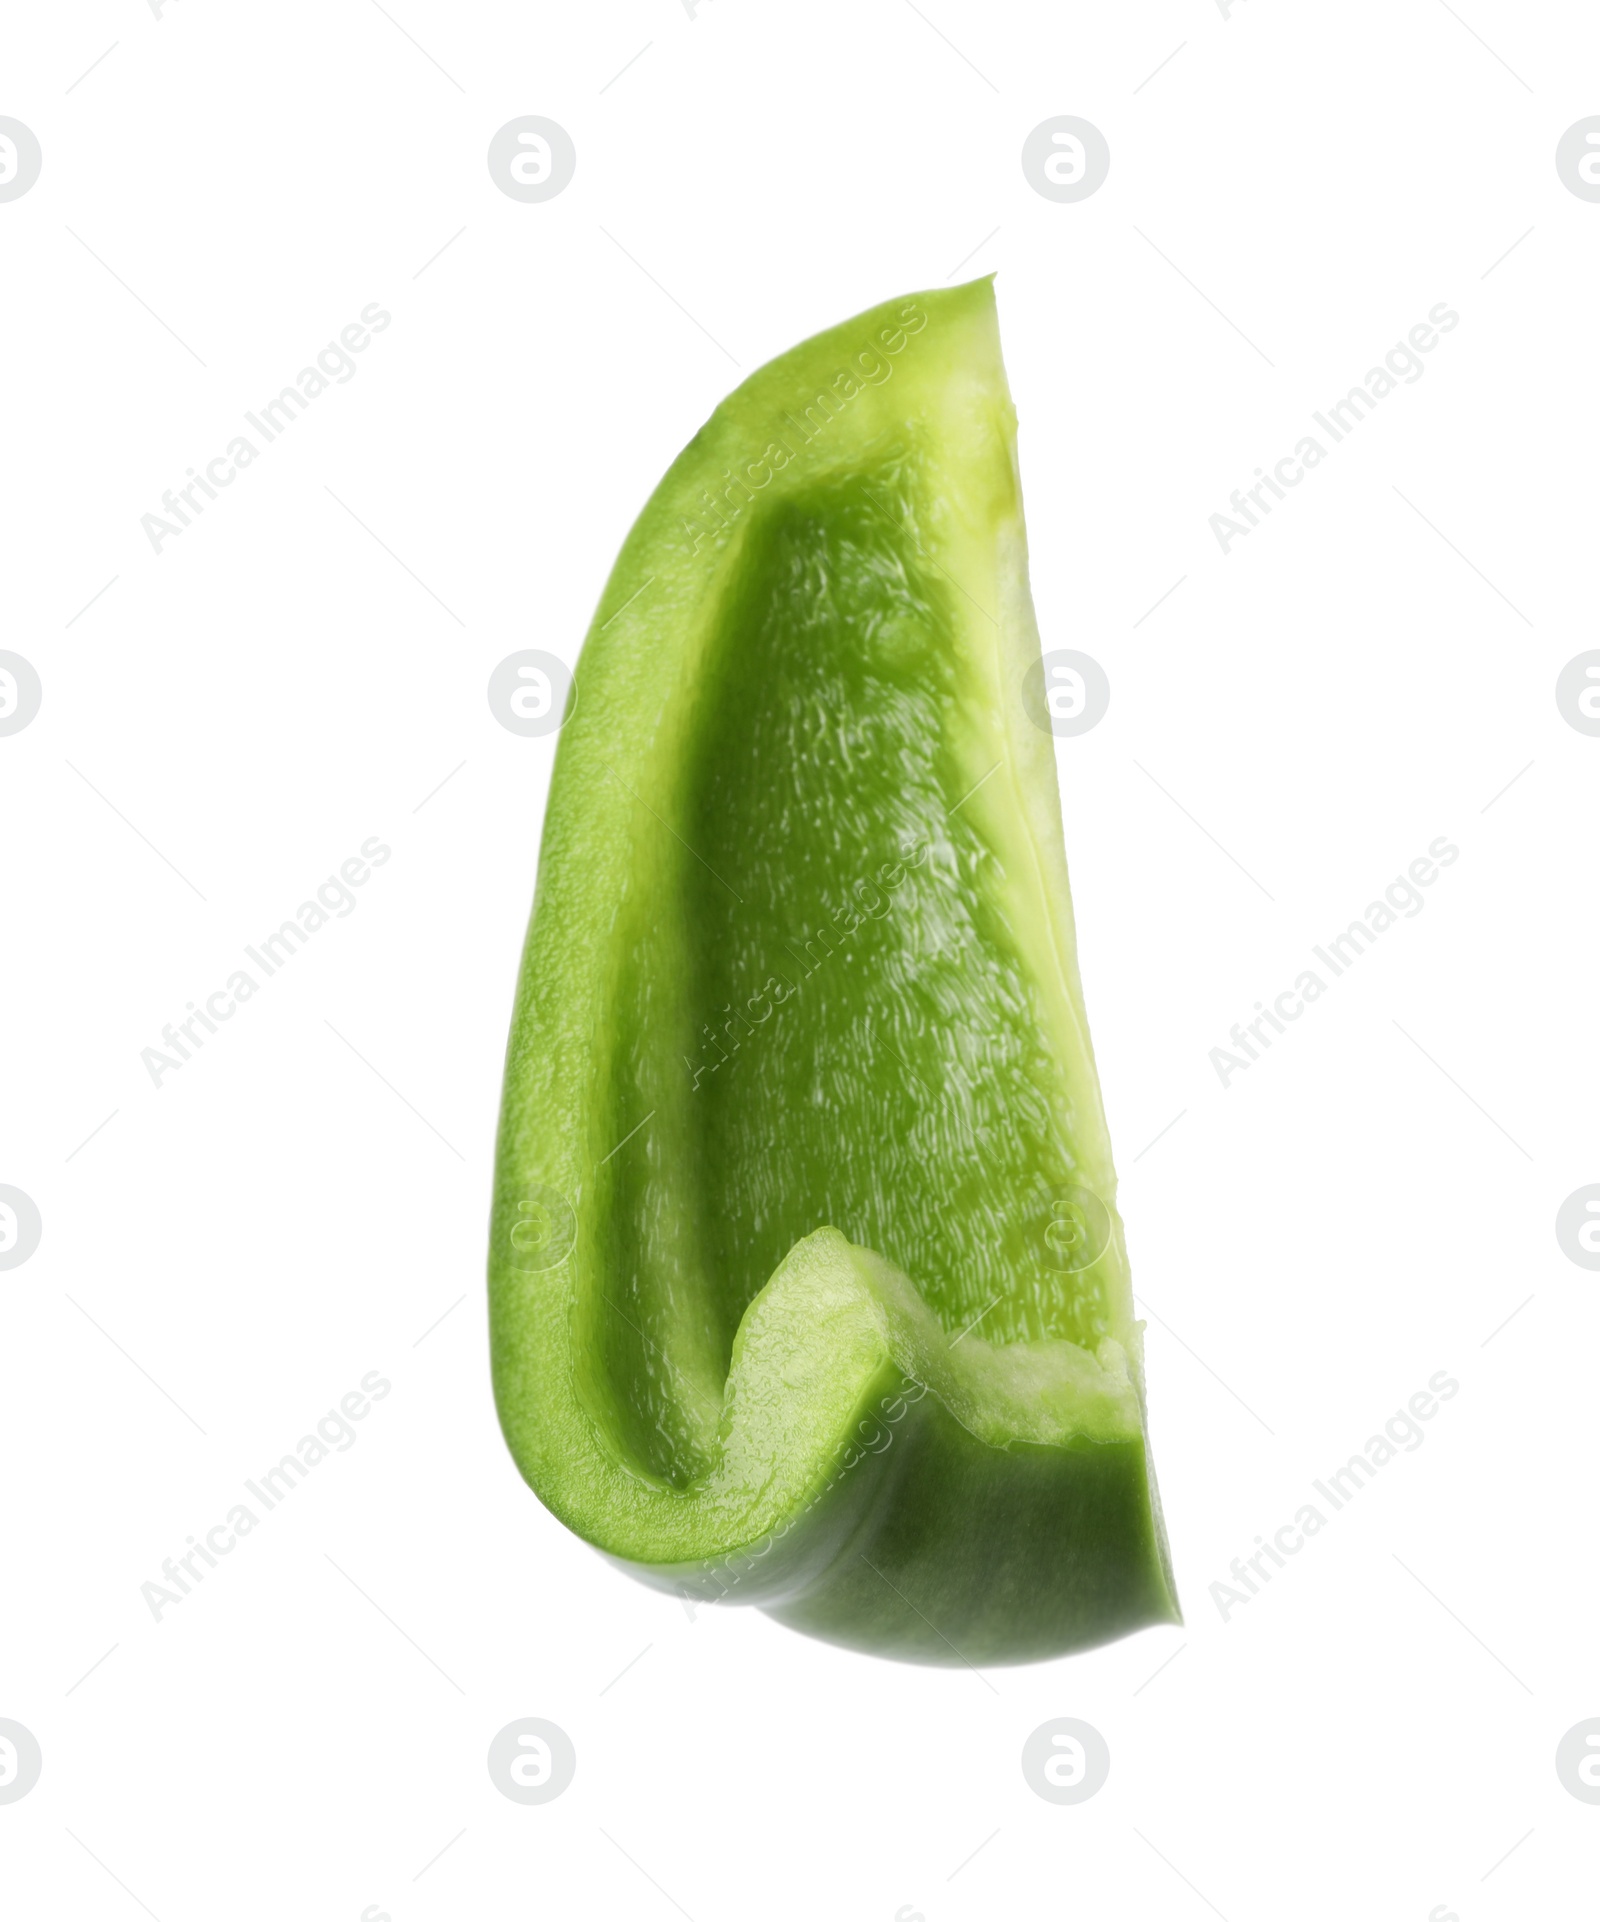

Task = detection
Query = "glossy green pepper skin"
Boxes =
[490,279,1179,1665]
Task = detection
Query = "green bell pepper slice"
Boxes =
[490,278,1179,1665]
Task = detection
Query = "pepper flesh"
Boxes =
[490,279,1179,1664]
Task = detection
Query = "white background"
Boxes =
[3,2,1597,1918]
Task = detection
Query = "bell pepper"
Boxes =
[490,278,1179,1665]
